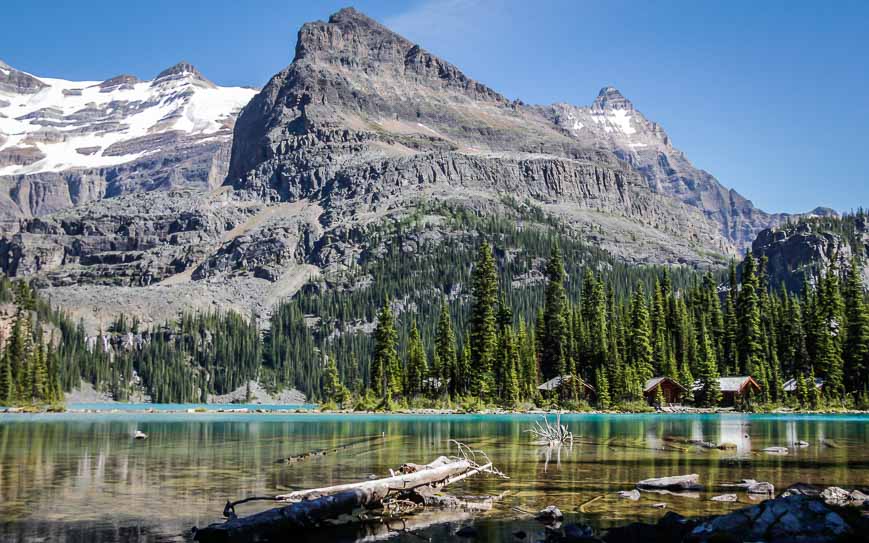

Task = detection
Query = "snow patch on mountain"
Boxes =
[0,63,256,175]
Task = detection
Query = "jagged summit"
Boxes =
[291,7,506,102]
[592,86,633,111]
[153,61,214,87]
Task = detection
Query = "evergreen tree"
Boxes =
[737,253,763,376]
[796,372,809,407]
[404,320,427,397]
[469,241,498,400]
[371,300,401,398]
[695,320,722,407]
[595,366,610,409]
[0,349,12,404]
[541,244,569,380]
[323,355,350,406]
[843,257,868,395]
[817,260,845,400]
[629,286,654,386]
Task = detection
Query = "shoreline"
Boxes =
[2,405,868,416]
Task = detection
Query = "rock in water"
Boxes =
[134,430,147,440]
[535,505,564,524]
[710,494,738,502]
[687,495,852,542]
[637,474,702,491]
[618,490,641,500]
[747,481,775,495]
[794,440,809,447]
[762,446,789,455]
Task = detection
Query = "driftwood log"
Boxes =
[193,454,501,543]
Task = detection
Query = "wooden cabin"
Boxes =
[706,376,761,406]
[643,377,688,405]
[537,375,597,402]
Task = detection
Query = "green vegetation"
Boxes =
[2,204,867,410]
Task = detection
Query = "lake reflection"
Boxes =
[0,413,866,542]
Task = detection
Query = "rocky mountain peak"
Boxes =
[153,61,214,88]
[592,86,634,111]
[291,7,506,103]
[0,60,48,94]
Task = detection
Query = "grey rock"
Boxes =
[536,506,564,524]
[747,481,775,495]
[710,494,738,502]
[763,446,789,455]
[636,474,702,491]
[688,495,852,543]
[617,490,641,500]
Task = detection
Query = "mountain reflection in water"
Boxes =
[0,413,866,542]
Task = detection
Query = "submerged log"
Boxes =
[194,454,501,543]
[275,435,385,464]
[276,456,471,502]
[193,490,364,543]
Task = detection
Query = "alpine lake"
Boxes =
[0,409,866,542]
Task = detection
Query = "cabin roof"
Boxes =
[693,376,761,393]
[538,375,595,393]
[782,377,825,392]
[643,376,689,394]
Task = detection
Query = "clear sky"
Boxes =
[2,0,867,214]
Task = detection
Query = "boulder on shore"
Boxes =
[687,495,852,543]
[636,474,702,491]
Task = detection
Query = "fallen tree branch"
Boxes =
[275,435,386,464]
[195,442,507,543]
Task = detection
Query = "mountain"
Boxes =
[0,59,257,230]
[0,8,838,331]
[751,212,868,292]
[545,88,801,247]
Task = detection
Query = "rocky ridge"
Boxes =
[0,8,843,329]
[0,59,257,230]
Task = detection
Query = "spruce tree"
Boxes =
[371,300,401,399]
[434,302,457,396]
[796,372,809,407]
[405,321,427,398]
[629,286,654,386]
[595,367,610,409]
[695,320,722,407]
[737,253,763,376]
[0,350,12,405]
[323,355,350,406]
[817,260,845,400]
[541,244,569,380]
[469,241,498,400]
[843,257,868,395]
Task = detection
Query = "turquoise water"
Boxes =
[65,402,318,411]
[0,413,866,542]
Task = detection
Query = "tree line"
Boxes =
[346,243,868,410]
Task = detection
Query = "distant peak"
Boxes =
[98,74,140,90]
[592,86,633,111]
[153,61,213,87]
[328,6,376,25]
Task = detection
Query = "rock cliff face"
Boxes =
[751,214,867,291]
[0,8,840,329]
[545,89,799,248]
[0,60,257,231]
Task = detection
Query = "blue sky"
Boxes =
[2,0,867,214]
